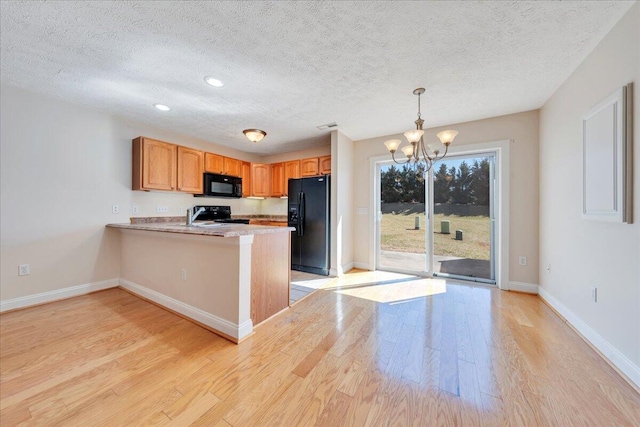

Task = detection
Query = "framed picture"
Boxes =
[582,83,633,223]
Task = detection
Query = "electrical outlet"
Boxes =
[181,268,187,281]
[518,256,527,266]
[591,287,597,302]
[18,264,30,276]
[112,204,119,214]
[132,205,139,214]
[156,206,169,213]
[546,263,551,273]
[178,207,185,214]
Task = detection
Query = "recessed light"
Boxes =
[153,104,171,111]
[204,76,224,87]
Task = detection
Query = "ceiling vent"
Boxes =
[316,122,338,130]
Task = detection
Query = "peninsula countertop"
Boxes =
[106,221,295,238]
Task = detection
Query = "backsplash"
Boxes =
[260,198,288,215]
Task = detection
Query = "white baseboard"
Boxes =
[352,262,372,270]
[508,281,539,294]
[0,278,119,313]
[119,279,250,340]
[538,286,640,389]
[341,262,354,274]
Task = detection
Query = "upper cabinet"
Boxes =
[133,136,329,198]
[133,137,177,191]
[300,158,319,177]
[241,161,252,197]
[270,163,285,197]
[177,146,204,194]
[133,137,204,194]
[224,157,242,177]
[251,163,270,197]
[284,160,300,196]
[204,153,224,174]
[205,152,242,177]
[319,155,331,175]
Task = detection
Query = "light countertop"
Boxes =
[107,221,294,238]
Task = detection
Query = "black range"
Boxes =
[192,206,250,224]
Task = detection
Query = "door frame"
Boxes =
[370,139,510,289]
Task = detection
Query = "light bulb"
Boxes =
[436,130,458,145]
[401,145,414,158]
[384,139,402,153]
[404,129,424,143]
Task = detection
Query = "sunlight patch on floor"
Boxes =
[333,275,447,304]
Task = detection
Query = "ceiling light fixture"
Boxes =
[384,88,458,178]
[153,103,171,111]
[204,76,224,87]
[243,129,267,143]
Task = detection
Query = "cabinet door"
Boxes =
[224,157,242,177]
[204,153,224,174]
[270,163,285,197]
[177,146,204,194]
[319,155,331,174]
[137,138,177,191]
[251,163,270,197]
[300,158,319,177]
[284,160,300,196]
[241,161,252,197]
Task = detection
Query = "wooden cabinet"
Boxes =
[283,160,300,196]
[204,153,224,174]
[177,146,204,194]
[319,155,331,174]
[270,163,285,197]
[251,163,270,197]
[241,161,252,197]
[224,157,242,177]
[300,158,319,177]
[205,153,242,177]
[132,137,177,191]
[249,219,288,227]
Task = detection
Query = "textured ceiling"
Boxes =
[0,1,634,154]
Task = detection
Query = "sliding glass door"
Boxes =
[376,162,429,274]
[376,152,496,284]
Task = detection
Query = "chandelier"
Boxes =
[383,88,458,177]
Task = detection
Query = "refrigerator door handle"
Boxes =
[298,192,305,236]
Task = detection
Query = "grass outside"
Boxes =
[380,213,490,260]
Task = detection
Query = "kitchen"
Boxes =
[104,135,333,342]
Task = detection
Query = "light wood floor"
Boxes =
[1,271,639,426]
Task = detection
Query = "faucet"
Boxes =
[187,206,206,226]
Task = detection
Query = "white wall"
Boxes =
[331,130,354,274]
[539,3,639,384]
[0,85,264,301]
[353,110,540,285]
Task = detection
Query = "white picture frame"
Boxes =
[582,84,632,223]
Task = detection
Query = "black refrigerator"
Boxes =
[288,175,331,276]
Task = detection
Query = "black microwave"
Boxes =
[196,173,242,198]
